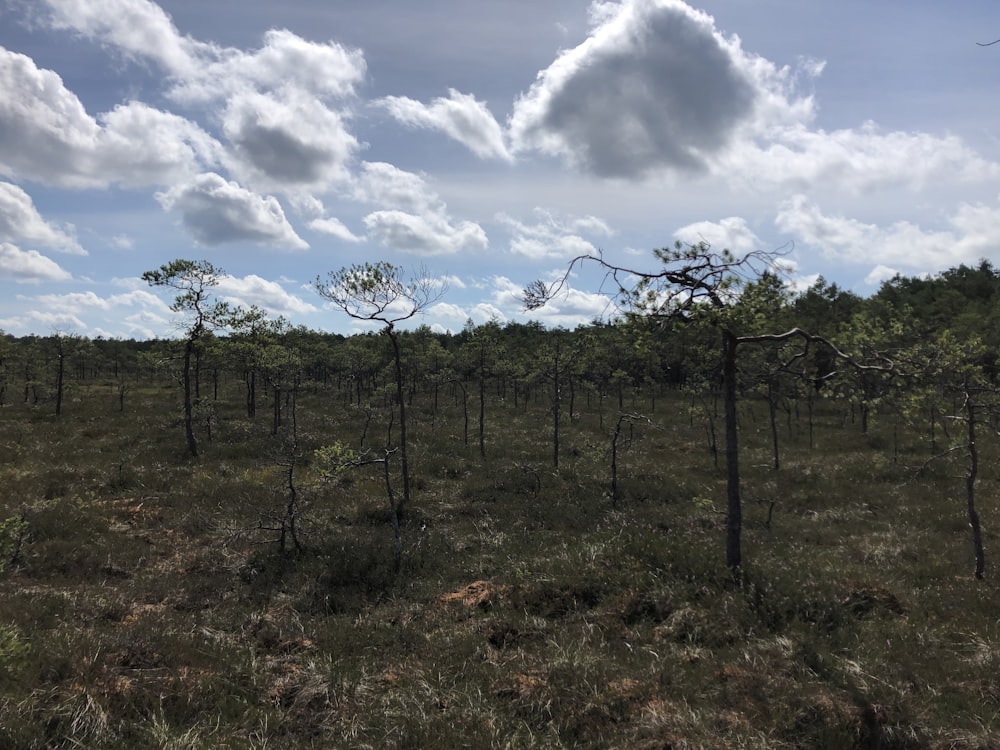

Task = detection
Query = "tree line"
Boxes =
[3,252,1000,577]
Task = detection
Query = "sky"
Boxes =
[0,0,998,338]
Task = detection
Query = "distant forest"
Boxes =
[3,258,998,448]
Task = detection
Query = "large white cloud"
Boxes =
[0,47,102,187]
[378,88,511,161]
[497,208,612,260]
[352,162,436,213]
[507,0,999,193]
[362,210,487,256]
[509,0,761,177]
[776,194,1000,273]
[353,162,488,255]
[38,3,366,191]
[215,274,318,315]
[0,182,85,254]
[0,243,72,283]
[97,101,224,187]
[41,2,366,100]
[673,216,761,254]
[308,217,363,243]
[3,287,171,337]
[0,48,222,188]
[41,0,204,76]
[168,28,366,104]
[722,122,1000,193]
[222,90,358,187]
[156,173,308,249]
[32,289,168,313]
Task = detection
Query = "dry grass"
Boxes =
[0,378,998,748]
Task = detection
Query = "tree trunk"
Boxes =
[965,396,985,580]
[387,328,411,509]
[723,331,741,572]
[768,382,780,471]
[54,340,65,417]
[182,338,199,457]
[479,369,486,459]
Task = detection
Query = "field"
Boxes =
[1,373,999,749]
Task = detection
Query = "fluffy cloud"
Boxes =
[722,122,1000,193]
[0,309,86,334]
[378,88,511,161]
[864,265,898,287]
[352,162,436,213]
[354,162,488,255]
[156,173,308,249]
[0,48,102,187]
[7,288,171,336]
[673,216,760,254]
[38,3,366,191]
[97,101,224,187]
[308,217,363,243]
[32,289,168,313]
[222,90,358,187]
[776,194,1000,272]
[363,210,487,256]
[488,274,612,327]
[509,0,760,177]
[0,49,221,188]
[426,301,472,326]
[168,28,365,104]
[42,2,366,101]
[41,0,204,76]
[215,274,318,315]
[0,243,72,283]
[0,182,85,254]
[507,0,998,192]
[497,208,612,260]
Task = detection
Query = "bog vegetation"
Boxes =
[2,250,1000,748]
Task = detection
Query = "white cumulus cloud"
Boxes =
[0,48,222,188]
[216,274,318,315]
[156,173,308,249]
[674,216,761,254]
[775,194,1000,273]
[363,210,487,256]
[497,208,612,260]
[0,243,72,283]
[0,182,85,254]
[222,89,359,188]
[378,88,511,161]
[508,0,764,178]
[354,162,488,255]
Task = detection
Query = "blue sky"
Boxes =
[0,0,998,337]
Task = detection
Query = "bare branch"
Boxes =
[736,327,896,372]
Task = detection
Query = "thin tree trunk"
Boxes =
[183,338,198,457]
[479,369,486,459]
[768,382,780,471]
[723,331,741,573]
[387,328,411,509]
[54,340,65,417]
[966,395,985,580]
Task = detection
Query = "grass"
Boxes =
[0,376,998,748]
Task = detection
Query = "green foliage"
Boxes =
[314,441,361,479]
